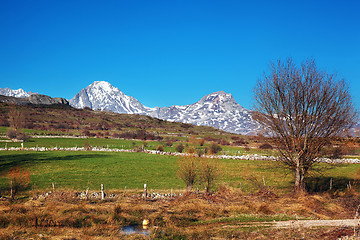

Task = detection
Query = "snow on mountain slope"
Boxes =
[148,91,260,135]
[70,81,152,114]
[0,87,31,98]
[70,81,260,135]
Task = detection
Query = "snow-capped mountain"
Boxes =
[0,87,32,98]
[70,81,151,114]
[70,81,260,135]
[148,91,260,135]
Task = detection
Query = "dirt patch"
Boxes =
[274,219,360,228]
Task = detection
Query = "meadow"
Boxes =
[2,140,360,239]
[2,149,360,239]
[1,149,360,194]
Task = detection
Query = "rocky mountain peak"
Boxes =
[0,87,31,98]
[200,91,236,104]
[3,82,261,135]
[70,81,150,114]
[68,81,261,135]
[89,81,116,92]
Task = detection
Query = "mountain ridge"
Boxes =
[69,81,260,135]
[1,82,261,135]
[70,81,152,114]
[0,87,35,98]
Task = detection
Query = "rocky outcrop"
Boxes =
[0,94,69,106]
[28,94,69,105]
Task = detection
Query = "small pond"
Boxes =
[121,225,150,235]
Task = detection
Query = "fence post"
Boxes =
[123,186,126,198]
[262,176,266,187]
[10,180,13,199]
[330,178,333,190]
[144,184,147,200]
[101,184,104,200]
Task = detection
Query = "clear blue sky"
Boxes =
[1,0,359,109]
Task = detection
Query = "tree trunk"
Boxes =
[294,162,305,192]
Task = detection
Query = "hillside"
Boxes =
[0,101,234,139]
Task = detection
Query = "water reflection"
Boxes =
[121,225,150,235]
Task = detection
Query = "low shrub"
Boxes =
[210,143,222,154]
[16,132,30,141]
[156,145,164,152]
[259,143,273,150]
[8,166,31,199]
[175,143,185,153]
[6,129,17,139]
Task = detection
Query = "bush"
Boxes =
[84,141,92,151]
[219,139,230,146]
[8,166,31,199]
[330,147,345,159]
[204,136,217,142]
[82,130,94,137]
[196,148,205,157]
[6,130,30,141]
[177,156,198,190]
[112,132,121,138]
[156,145,164,152]
[16,132,30,141]
[259,143,273,150]
[6,129,17,139]
[199,158,220,193]
[175,144,185,153]
[210,143,222,154]
[165,140,173,147]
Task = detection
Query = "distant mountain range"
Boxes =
[0,82,261,135]
[69,81,260,135]
[0,87,36,98]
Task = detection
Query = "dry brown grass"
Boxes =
[1,187,360,239]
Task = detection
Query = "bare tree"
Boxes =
[253,58,358,192]
[177,156,198,191]
[199,158,220,194]
[8,104,25,130]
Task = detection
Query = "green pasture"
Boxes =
[0,151,181,192]
[0,136,276,157]
[1,150,360,194]
[1,137,150,150]
[1,137,180,153]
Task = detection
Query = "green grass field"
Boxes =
[0,136,277,157]
[1,150,360,194]
[0,137,149,149]
[0,151,182,191]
